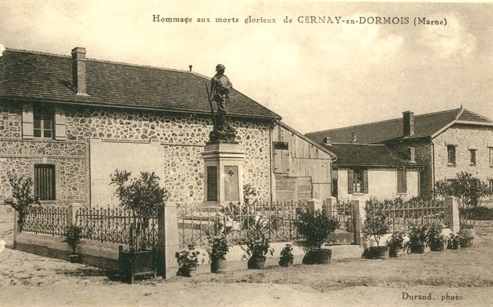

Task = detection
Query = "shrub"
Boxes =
[110,170,170,251]
[362,199,389,246]
[245,222,274,258]
[176,244,200,273]
[63,225,83,254]
[208,236,229,260]
[294,207,339,250]
[3,175,40,232]
[435,172,492,226]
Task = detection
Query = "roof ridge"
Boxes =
[5,47,70,59]
[5,47,194,75]
[306,117,399,135]
[458,108,493,123]
[306,107,463,135]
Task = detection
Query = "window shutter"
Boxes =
[363,169,369,193]
[55,108,66,140]
[397,168,408,193]
[22,104,34,139]
[348,169,354,194]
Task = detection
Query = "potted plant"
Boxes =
[435,172,492,246]
[447,232,462,250]
[361,200,389,259]
[245,222,274,269]
[387,231,404,257]
[176,244,200,277]
[62,224,83,263]
[279,244,294,267]
[208,236,229,273]
[110,170,170,283]
[427,224,447,251]
[294,207,339,265]
[408,226,428,254]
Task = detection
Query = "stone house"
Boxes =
[0,47,334,206]
[322,142,421,202]
[306,108,493,200]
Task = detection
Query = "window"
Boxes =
[33,105,54,139]
[447,145,456,165]
[489,179,493,193]
[34,164,56,200]
[348,168,368,194]
[273,141,289,150]
[470,149,477,166]
[397,168,407,193]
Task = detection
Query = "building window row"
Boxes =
[447,145,493,167]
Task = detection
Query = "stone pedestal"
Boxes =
[201,142,245,206]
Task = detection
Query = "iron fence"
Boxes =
[177,201,307,248]
[23,205,68,236]
[75,207,159,248]
[366,198,448,233]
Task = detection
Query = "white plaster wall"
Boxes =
[90,140,164,207]
[336,168,420,202]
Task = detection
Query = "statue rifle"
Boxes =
[205,82,216,131]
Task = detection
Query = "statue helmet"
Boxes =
[215,64,226,71]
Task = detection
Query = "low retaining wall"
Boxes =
[15,232,121,270]
[475,221,493,238]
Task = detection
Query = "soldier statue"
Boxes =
[208,64,236,142]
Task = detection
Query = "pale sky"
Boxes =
[1,0,492,133]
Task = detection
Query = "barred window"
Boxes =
[35,164,56,200]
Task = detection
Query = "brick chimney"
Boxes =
[71,47,88,96]
[403,111,414,137]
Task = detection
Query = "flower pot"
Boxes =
[248,255,267,269]
[211,258,227,273]
[389,247,402,258]
[363,246,389,259]
[448,240,461,250]
[430,241,447,252]
[69,254,80,263]
[179,266,197,277]
[461,225,475,239]
[302,249,332,265]
[410,244,425,254]
[279,256,294,267]
[118,246,157,284]
[460,238,473,248]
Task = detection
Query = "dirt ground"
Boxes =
[1,206,493,307]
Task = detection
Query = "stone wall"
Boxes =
[0,102,22,139]
[0,138,88,203]
[433,124,493,184]
[0,102,272,204]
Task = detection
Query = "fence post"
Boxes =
[446,196,460,233]
[13,210,17,249]
[352,196,365,246]
[307,198,322,215]
[325,197,336,218]
[157,202,179,279]
[67,203,82,226]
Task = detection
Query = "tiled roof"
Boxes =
[0,49,281,120]
[306,108,492,144]
[326,143,418,168]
